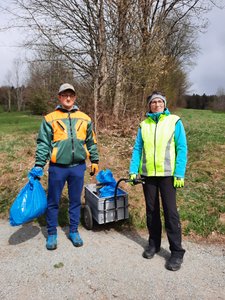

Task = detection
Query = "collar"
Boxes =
[146,108,170,122]
[55,105,79,112]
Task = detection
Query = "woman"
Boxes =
[129,91,187,271]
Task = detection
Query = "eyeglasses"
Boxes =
[150,100,164,105]
[60,93,75,99]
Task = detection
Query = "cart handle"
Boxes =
[113,177,145,221]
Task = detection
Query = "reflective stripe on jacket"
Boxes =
[139,114,180,176]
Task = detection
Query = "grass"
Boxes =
[0,112,43,217]
[176,109,225,237]
[0,112,43,134]
[1,109,225,241]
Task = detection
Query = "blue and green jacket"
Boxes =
[129,108,187,178]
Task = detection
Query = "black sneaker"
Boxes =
[166,256,183,271]
[142,246,160,259]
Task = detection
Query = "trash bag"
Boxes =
[9,169,47,226]
[97,185,116,198]
[96,169,116,186]
[96,169,124,198]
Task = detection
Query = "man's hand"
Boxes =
[29,166,44,180]
[129,174,137,186]
[90,163,98,176]
[174,177,184,188]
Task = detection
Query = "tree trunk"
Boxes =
[112,0,130,120]
[93,76,99,134]
[113,61,124,119]
[98,0,109,103]
[16,87,24,111]
[7,89,11,112]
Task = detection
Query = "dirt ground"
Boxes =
[0,219,225,300]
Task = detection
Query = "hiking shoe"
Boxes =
[46,234,57,250]
[69,232,83,247]
[166,256,183,271]
[142,246,160,259]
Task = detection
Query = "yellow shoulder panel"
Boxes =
[71,111,91,121]
[45,110,67,122]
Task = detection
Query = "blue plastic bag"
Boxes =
[9,169,47,226]
[97,185,117,198]
[96,169,124,198]
[96,169,116,186]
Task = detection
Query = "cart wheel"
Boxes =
[83,205,93,230]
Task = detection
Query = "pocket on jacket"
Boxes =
[75,120,87,140]
[52,120,68,142]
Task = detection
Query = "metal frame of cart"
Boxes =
[83,178,143,230]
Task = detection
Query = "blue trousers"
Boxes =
[47,163,86,235]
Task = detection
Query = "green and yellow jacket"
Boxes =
[35,105,99,167]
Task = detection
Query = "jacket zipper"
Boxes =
[154,123,157,176]
[68,112,75,162]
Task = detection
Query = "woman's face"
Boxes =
[149,98,165,113]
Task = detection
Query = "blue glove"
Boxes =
[129,174,137,186]
[28,166,44,180]
[174,177,184,188]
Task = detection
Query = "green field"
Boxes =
[176,109,225,236]
[1,110,225,238]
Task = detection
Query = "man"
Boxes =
[32,83,99,250]
[129,91,187,271]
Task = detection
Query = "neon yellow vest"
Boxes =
[139,114,180,176]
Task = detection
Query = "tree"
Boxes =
[13,58,26,111]
[8,0,220,122]
[5,71,14,112]
[0,85,14,112]
[25,50,75,114]
[11,0,111,126]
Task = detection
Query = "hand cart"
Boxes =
[83,178,143,230]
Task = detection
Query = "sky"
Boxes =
[0,3,225,95]
[0,4,26,86]
[187,5,225,95]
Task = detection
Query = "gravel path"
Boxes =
[0,219,225,300]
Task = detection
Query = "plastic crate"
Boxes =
[84,184,129,224]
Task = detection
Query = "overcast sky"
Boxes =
[0,4,225,95]
[187,5,225,95]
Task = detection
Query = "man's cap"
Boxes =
[147,93,167,107]
[58,83,75,94]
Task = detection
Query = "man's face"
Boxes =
[149,97,165,113]
[58,90,76,111]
